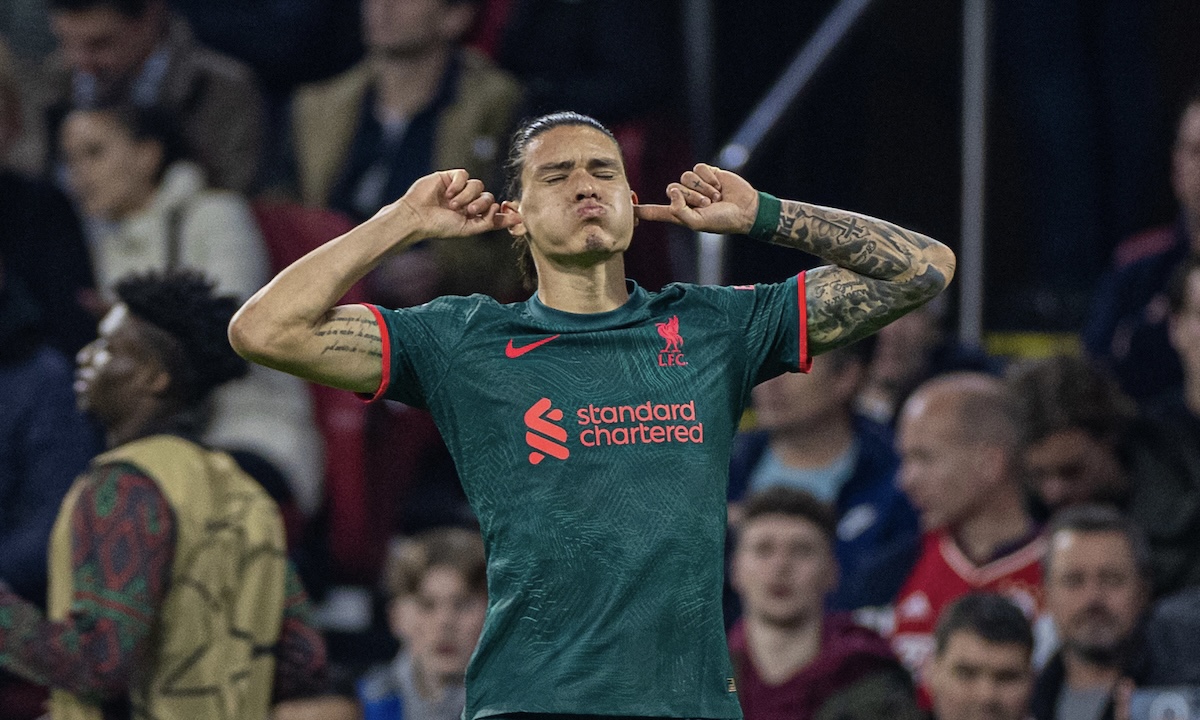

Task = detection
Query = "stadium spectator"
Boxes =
[34,0,264,191]
[0,269,326,718]
[1143,586,1200,684]
[289,0,522,304]
[927,593,1035,720]
[59,102,325,519]
[892,373,1047,695]
[855,297,998,428]
[1084,84,1200,400]
[357,527,487,720]
[0,36,97,358]
[728,338,921,611]
[728,486,921,720]
[1007,353,1200,597]
[1033,505,1153,720]
[0,253,101,719]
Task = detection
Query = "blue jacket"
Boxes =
[0,345,100,605]
[728,417,921,611]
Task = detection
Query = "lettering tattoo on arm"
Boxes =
[314,310,383,360]
[772,201,954,355]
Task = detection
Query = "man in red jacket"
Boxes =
[728,486,921,720]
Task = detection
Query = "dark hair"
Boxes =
[1045,503,1153,581]
[1167,254,1200,314]
[934,592,1033,657]
[739,486,837,545]
[75,104,187,182]
[383,526,487,601]
[502,111,619,290]
[48,0,151,17]
[1005,355,1137,447]
[114,269,247,405]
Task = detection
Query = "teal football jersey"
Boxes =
[365,275,810,720]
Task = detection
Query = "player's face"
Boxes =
[752,358,858,431]
[75,304,161,424]
[51,6,159,94]
[1023,428,1125,510]
[1045,530,1146,661]
[61,110,160,220]
[507,125,635,271]
[732,514,836,627]
[929,631,1032,720]
[896,394,990,530]
[1172,103,1200,214]
[392,566,487,684]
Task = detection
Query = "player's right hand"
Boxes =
[375,169,518,244]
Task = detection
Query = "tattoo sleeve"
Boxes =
[769,200,955,355]
[0,463,175,701]
[315,308,383,361]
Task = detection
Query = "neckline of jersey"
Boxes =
[524,279,650,330]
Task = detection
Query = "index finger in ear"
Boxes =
[633,203,682,225]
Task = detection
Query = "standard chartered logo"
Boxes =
[523,397,704,464]
[524,397,570,465]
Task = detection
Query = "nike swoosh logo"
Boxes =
[505,334,561,358]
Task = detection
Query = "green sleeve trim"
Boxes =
[748,191,782,242]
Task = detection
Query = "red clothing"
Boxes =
[891,530,1046,704]
[729,613,906,720]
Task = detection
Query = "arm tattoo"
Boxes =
[771,200,954,355]
[315,310,382,360]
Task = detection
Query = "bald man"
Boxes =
[890,373,1048,704]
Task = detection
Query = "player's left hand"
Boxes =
[634,163,759,234]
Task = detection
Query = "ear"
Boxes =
[631,190,639,227]
[144,364,173,397]
[501,200,526,237]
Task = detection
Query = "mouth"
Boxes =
[576,203,606,219]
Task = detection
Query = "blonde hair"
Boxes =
[383,527,486,601]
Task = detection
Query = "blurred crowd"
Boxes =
[2,0,1200,719]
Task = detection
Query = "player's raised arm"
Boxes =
[228,170,513,392]
[634,163,956,356]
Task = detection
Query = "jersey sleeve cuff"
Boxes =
[797,271,812,373]
[355,303,392,403]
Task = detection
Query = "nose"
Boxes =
[571,171,599,200]
[77,340,97,368]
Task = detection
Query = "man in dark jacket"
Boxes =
[1033,505,1152,720]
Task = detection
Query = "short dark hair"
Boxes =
[502,111,619,290]
[1005,355,1137,447]
[383,526,487,601]
[934,592,1033,657]
[68,104,187,181]
[114,269,247,405]
[48,0,151,17]
[739,486,837,545]
[1045,503,1153,581]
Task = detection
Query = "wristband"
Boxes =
[748,191,782,242]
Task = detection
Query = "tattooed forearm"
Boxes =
[769,199,956,356]
[773,201,949,282]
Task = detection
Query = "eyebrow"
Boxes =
[533,157,621,175]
